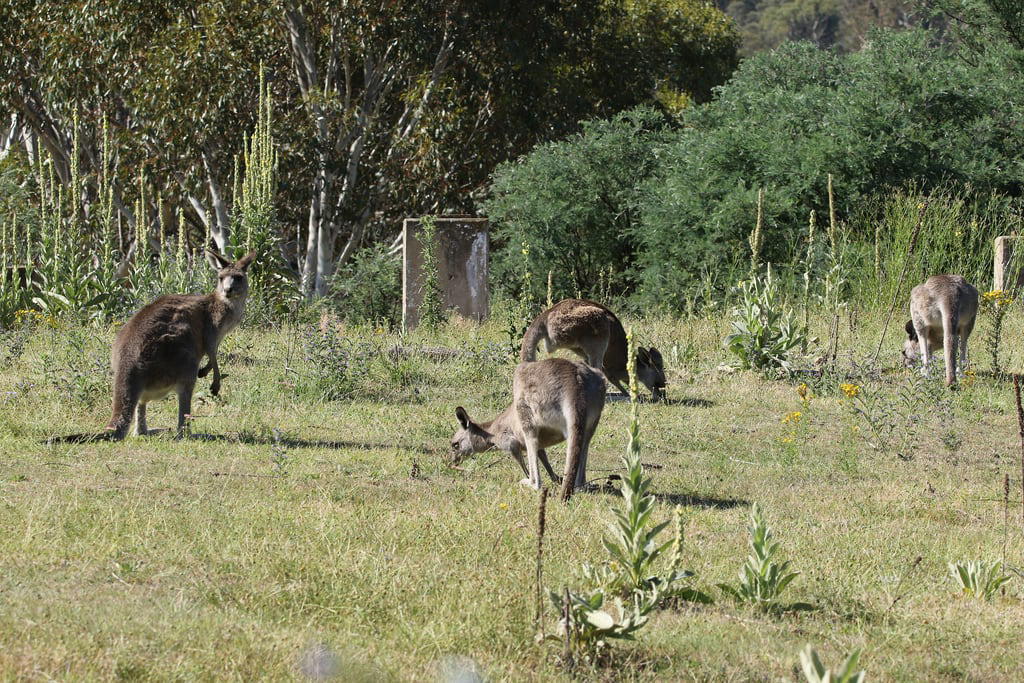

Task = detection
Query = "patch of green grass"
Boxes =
[1,309,1023,679]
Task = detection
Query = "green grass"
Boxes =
[2,308,1024,680]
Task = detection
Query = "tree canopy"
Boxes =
[0,0,740,296]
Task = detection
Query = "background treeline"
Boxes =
[2,0,1023,325]
[0,0,738,307]
[488,0,1024,313]
[716,0,936,55]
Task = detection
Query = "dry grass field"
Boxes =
[2,309,1023,680]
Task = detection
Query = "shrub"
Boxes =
[327,243,401,327]
[483,107,669,305]
[724,267,807,374]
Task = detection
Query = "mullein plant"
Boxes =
[717,503,804,611]
[544,329,709,665]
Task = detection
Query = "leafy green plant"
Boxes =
[948,560,1013,601]
[416,215,443,330]
[842,373,947,460]
[545,329,709,665]
[717,503,801,610]
[328,243,401,326]
[980,289,1014,376]
[724,266,807,373]
[800,645,866,683]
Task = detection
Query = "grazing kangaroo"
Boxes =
[451,357,606,501]
[520,298,665,400]
[902,274,978,386]
[105,250,256,439]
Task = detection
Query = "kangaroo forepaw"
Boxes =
[210,380,221,396]
[197,364,212,378]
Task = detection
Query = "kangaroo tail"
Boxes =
[105,374,138,441]
[941,297,960,387]
[519,316,548,362]
[559,410,588,503]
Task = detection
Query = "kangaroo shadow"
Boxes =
[188,431,436,454]
[659,397,715,408]
[605,393,714,407]
[652,492,748,509]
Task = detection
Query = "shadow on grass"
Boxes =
[188,431,436,454]
[652,492,748,509]
[606,394,714,407]
[660,397,715,408]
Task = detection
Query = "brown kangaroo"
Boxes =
[520,298,665,400]
[105,250,255,439]
[902,274,978,386]
[451,357,606,501]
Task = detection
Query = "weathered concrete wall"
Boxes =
[993,236,1024,292]
[402,218,489,329]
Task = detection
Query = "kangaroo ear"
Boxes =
[905,320,917,340]
[648,347,664,369]
[236,250,256,270]
[206,249,232,270]
[455,406,471,429]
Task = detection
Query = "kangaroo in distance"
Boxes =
[903,274,978,387]
[451,357,606,502]
[105,250,256,439]
[520,298,666,400]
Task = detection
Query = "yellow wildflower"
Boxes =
[499,503,508,510]
[840,382,860,398]
[782,411,802,424]
[797,383,811,403]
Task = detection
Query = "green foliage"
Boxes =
[416,216,443,330]
[327,243,401,326]
[724,266,807,373]
[630,30,1024,306]
[856,187,1023,311]
[717,503,801,609]
[800,645,866,683]
[948,560,1013,601]
[484,108,669,304]
[546,330,709,665]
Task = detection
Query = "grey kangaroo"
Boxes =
[105,250,255,439]
[903,274,978,387]
[451,357,606,502]
[520,298,665,400]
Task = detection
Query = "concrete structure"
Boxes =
[993,236,1024,292]
[402,217,489,329]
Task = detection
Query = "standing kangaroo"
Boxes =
[105,250,256,439]
[450,357,606,501]
[903,274,978,386]
[520,298,665,400]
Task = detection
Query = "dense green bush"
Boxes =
[486,28,1024,311]
[633,30,1024,305]
[327,242,402,327]
[482,108,669,305]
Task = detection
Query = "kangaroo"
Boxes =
[902,274,978,386]
[451,357,606,502]
[105,250,256,439]
[520,298,665,400]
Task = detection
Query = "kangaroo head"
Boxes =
[636,346,666,400]
[451,406,491,462]
[207,250,256,301]
[902,320,920,367]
